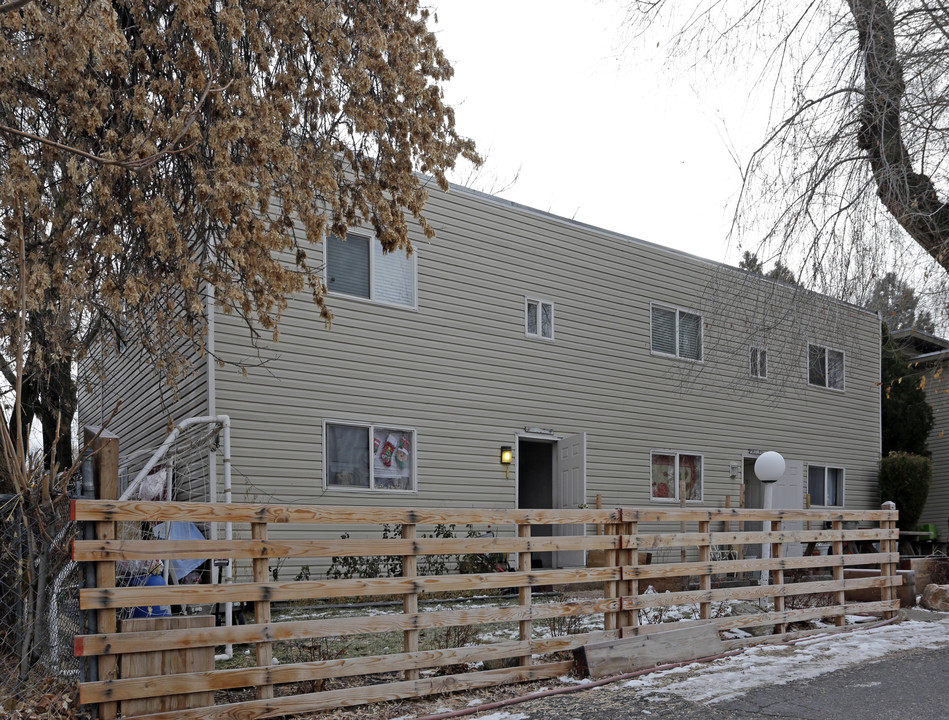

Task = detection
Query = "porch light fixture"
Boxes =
[500,446,513,478]
[754,451,786,508]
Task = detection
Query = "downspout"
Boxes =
[207,271,234,660]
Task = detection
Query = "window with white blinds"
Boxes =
[326,233,416,308]
[651,304,703,361]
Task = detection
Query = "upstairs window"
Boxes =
[651,304,703,361]
[750,347,767,379]
[808,344,844,390]
[325,422,416,492]
[808,464,844,507]
[526,298,554,340]
[650,451,703,502]
[326,233,416,308]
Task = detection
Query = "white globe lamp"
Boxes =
[754,451,786,510]
[753,451,785,587]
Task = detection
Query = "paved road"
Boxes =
[512,645,949,720]
[466,615,949,720]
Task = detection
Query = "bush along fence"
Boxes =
[71,499,900,720]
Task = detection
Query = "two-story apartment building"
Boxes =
[78,183,882,568]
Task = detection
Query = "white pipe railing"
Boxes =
[118,415,234,660]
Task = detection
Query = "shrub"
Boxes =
[878,453,932,530]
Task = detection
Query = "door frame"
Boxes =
[513,430,587,568]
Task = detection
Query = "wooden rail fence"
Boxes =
[71,501,900,720]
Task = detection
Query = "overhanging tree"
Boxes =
[0,0,478,469]
[626,1,949,297]
[866,271,936,332]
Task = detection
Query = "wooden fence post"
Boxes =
[831,519,845,626]
[604,519,619,631]
[402,523,419,680]
[618,512,634,631]
[698,519,711,621]
[626,517,640,634]
[85,427,119,720]
[881,501,899,619]
[251,521,273,699]
[771,517,786,633]
[518,523,532,667]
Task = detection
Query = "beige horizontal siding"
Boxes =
[212,184,881,517]
[77,334,210,499]
[921,364,949,539]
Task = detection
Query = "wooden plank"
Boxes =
[720,619,894,650]
[118,616,215,716]
[81,630,619,704]
[620,551,898,581]
[251,522,272,700]
[115,661,575,720]
[621,600,899,636]
[72,499,897,526]
[73,533,621,562]
[402,523,418,680]
[76,597,621,656]
[621,528,895,551]
[579,623,725,678]
[622,508,896,523]
[71,500,621,526]
[79,567,621,609]
[622,575,899,609]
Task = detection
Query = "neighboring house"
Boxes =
[892,329,949,542]
[78,183,882,568]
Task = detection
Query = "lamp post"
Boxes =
[754,451,786,586]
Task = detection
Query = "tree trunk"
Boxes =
[849,0,949,265]
[37,354,76,470]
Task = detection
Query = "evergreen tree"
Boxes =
[880,324,934,456]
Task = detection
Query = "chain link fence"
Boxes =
[1,489,89,719]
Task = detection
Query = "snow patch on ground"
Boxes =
[621,619,949,704]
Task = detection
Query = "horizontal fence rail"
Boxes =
[72,501,900,720]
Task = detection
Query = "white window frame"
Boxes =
[807,343,845,391]
[650,303,704,362]
[525,298,555,341]
[807,464,845,507]
[750,346,767,379]
[323,419,418,494]
[649,450,705,503]
[325,232,418,310]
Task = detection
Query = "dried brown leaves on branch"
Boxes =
[0,0,478,465]
[627,1,949,304]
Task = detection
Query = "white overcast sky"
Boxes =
[433,0,761,266]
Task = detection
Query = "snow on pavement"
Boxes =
[621,618,949,704]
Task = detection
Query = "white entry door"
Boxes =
[772,459,805,557]
[553,433,587,567]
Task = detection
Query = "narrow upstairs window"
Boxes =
[526,298,554,340]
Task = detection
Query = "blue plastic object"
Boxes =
[130,573,171,618]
